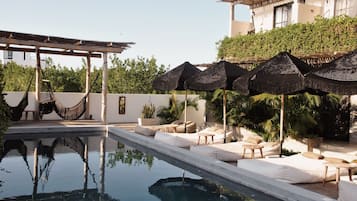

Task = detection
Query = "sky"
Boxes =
[0,0,250,69]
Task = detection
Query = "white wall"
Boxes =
[2,50,47,67]
[4,92,206,126]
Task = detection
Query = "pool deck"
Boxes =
[6,120,357,200]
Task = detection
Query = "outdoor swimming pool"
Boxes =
[0,131,280,201]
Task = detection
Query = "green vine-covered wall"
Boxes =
[218,16,357,62]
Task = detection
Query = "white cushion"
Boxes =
[134,125,156,136]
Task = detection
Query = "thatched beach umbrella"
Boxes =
[152,62,201,127]
[305,49,357,95]
[233,52,314,154]
[185,60,247,142]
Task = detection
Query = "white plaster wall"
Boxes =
[351,95,357,106]
[4,92,206,125]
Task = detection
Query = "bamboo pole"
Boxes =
[184,89,188,132]
[83,137,89,192]
[85,54,91,119]
[101,53,108,124]
[32,142,38,199]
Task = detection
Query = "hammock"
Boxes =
[39,74,98,120]
[7,74,34,121]
[0,140,33,179]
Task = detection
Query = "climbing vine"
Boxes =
[218,15,357,62]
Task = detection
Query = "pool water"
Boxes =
[0,134,277,201]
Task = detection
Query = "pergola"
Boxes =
[0,30,134,124]
[221,0,285,8]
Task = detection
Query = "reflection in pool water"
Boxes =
[0,134,269,201]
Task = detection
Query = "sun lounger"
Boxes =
[154,128,232,148]
[237,154,348,184]
[189,127,280,161]
[338,176,357,201]
[190,141,280,162]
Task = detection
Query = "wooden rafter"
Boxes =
[0,30,134,54]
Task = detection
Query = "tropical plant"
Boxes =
[156,93,198,124]
[141,103,156,118]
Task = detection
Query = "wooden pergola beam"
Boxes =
[0,46,102,58]
[0,30,134,53]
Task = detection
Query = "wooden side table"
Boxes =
[197,133,215,145]
[323,162,357,185]
[242,144,264,159]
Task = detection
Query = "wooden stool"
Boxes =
[323,162,357,186]
[23,110,36,120]
[197,133,215,145]
[242,144,264,159]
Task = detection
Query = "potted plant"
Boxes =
[138,103,159,126]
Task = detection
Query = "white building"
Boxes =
[2,50,47,67]
[223,0,357,37]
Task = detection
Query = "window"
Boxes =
[335,0,351,16]
[274,3,292,28]
[5,51,13,59]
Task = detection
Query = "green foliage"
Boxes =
[218,16,357,62]
[107,142,154,169]
[141,103,156,118]
[157,93,198,124]
[3,56,166,94]
[0,64,10,146]
[109,55,166,94]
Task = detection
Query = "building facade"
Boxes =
[2,50,47,67]
[224,0,357,37]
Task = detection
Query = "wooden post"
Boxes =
[85,54,91,119]
[101,52,108,124]
[32,142,38,199]
[83,137,88,192]
[280,95,285,156]
[99,136,106,195]
[184,89,188,132]
[35,48,41,120]
[229,2,235,37]
[223,89,227,143]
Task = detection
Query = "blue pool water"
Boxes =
[0,133,279,201]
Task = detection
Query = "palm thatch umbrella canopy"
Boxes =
[233,52,314,154]
[185,60,248,142]
[152,62,201,126]
[305,49,357,95]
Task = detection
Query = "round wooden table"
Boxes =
[323,162,357,185]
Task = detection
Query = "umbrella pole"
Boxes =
[279,95,285,157]
[184,90,188,133]
[223,89,227,143]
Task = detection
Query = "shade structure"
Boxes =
[305,49,357,95]
[152,61,201,129]
[185,60,248,142]
[233,52,314,154]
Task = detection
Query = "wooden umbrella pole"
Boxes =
[223,89,227,143]
[279,94,285,156]
[184,89,188,132]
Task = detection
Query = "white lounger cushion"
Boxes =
[190,141,280,162]
[134,125,156,136]
[154,130,232,148]
[338,177,357,201]
[237,154,348,184]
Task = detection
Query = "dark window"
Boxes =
[274,3,292,28]
[7,51,13,59]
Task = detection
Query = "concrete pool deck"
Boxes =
[6,120,357,200]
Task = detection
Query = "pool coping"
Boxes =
[108,127,337,201]
[4,125,337,201]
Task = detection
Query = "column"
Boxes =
[101,52,108,124]
[85,54,91,119]
[35,48,41,120]
[229,2,235,37]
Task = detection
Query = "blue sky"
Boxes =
[0,1,250,69]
